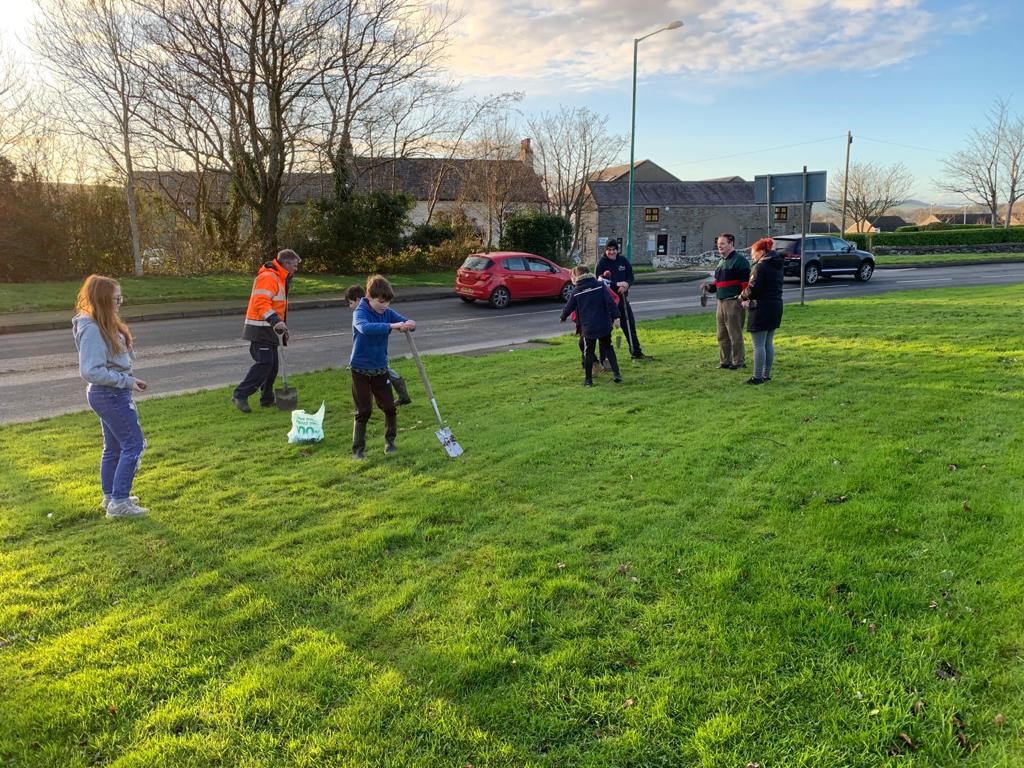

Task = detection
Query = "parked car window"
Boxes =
[830,237,852,251]
[805,237,827,251]
[503,257,528,271]
[773,238,798,254]
[461,256,492,271]
[527,258,554,273]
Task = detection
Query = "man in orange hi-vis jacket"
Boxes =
[232,249,301,413]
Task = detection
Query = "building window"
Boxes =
[644,207,659,223]
[679,235,687,254]
[774,206,788,222]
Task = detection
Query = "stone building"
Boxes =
[578,178,806,265]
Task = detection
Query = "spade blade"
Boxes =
[435,427,463,458]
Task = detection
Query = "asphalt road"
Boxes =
[3,263,1023,424]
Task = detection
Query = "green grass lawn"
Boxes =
[2,286,1023,767]
[4,253,1024,313]
[875,252,1024,267]
[0,273,455,313]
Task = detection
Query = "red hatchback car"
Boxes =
[455,251,573,308]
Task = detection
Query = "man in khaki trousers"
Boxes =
[702,233,751,369]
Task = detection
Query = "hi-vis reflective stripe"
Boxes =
[253,288,274,297]
[245,318,272,326]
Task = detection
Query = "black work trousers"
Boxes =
[234,342,279,405]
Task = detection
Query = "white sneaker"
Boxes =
[105,499,149,518]
[101,495,139,512]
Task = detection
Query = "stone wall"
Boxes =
[875,243,1024,255]
[580,203,809,265]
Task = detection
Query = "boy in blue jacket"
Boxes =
[560,266,622,387]
[345,284,412,405]
[349,275,416,458]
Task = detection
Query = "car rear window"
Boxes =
[460,256,492,271]
[774,239,798,254]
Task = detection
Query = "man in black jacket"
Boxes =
[595,239,650,360]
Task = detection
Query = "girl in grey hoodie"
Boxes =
[72,275,149,518]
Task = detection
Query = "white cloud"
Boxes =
[444,0,936,92]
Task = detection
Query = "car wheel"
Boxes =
[489,286,511,308]
[559,282,573,303]
[855,261,874,282]
[459,296,475,303]
[804,263,821,285]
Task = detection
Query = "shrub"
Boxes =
[846,226,1024,249]
[499,211,572,264]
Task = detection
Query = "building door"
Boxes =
[656,234,668,256]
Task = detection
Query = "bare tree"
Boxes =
[461,114,529,246]
[33,0,147,274]
[310,0,455,188]
[938,99,1008,228]
[140,0,455,259]
[1001,108,1024,227]
[0,42,38,161]
[410,92,520,224]
[827,161,914,232]
[526,106,625,257]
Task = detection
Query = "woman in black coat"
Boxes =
[739,237,784,384]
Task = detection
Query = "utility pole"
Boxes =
[840,131,852,236]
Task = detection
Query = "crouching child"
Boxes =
[349,275,416,458]
[560,265,621,387]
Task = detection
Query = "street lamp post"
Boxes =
[625,20,683,262]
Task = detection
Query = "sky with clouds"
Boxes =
[3,0,1020,202]
[443,0,1020,202]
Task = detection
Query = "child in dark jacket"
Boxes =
[560,266,622,387]
[349,275,416,459]
[345,284,412,405]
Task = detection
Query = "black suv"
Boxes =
[775,235,875,285]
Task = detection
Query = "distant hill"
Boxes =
[899,199,930,209]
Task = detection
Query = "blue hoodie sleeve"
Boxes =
[77,322,134,389]
[353,301,396,336]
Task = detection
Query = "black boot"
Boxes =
[352,421,367,460]
[384,412,397,454]
[392,374,412,406]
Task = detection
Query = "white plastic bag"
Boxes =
[287,401,326,444]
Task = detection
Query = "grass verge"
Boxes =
[1,286,1023,766]
[875,252,1024,267]
[0,273,455,313]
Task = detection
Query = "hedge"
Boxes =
[846,226,1024,249]
[894,223,991,233]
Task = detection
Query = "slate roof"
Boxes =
[870,215,911,231]
[809,222,841,233]
[137,156,547,206]
[931,212,1000,226]
[588,160,680,182]
[587,180,756,207]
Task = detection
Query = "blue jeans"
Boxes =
[751,328,776,379]
[87,385,145,502]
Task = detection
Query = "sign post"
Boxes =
[754,170,827,306]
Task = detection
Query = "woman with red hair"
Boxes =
[72,275,149,517]
[739,238,784,384]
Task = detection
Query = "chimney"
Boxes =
[518,138,535,172]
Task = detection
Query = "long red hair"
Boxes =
[75,275,133,353]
